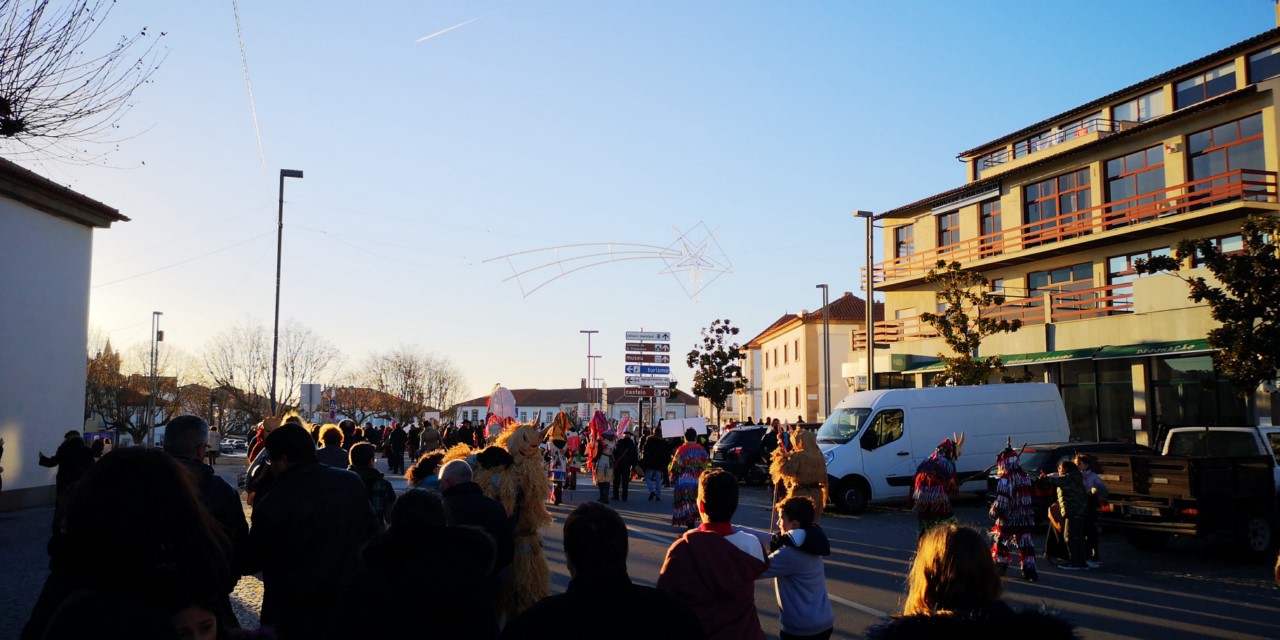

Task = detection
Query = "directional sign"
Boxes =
[624,364,671,375]
[625,375,671,386]
[625,331,671,342]
[625,353,670,363]
[625,342,671,353]
[623,387,671,398]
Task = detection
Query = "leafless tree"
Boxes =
[202,318,342,424]
[0,0,166,162]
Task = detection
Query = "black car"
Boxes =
[710,426,772,484]
[985,441,1154,523]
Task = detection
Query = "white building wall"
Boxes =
[0,202,94,503]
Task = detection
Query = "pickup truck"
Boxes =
[1093,426,1280,556]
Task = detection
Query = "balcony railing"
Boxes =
[872,169,1276,283]
[977,118,1124,174]
[851,282,1135,349]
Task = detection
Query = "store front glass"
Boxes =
[1151,354,1245,432]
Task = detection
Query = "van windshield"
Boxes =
[816,407,872,444]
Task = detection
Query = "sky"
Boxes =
[14,0,1275,403]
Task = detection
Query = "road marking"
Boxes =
[829,594,887,618]
[628,525,676,545]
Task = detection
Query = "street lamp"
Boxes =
[271,169,304,417]
[853,210,875,391]
[815,284,830,418]
[147,311,163,446]
[580,330,598,412]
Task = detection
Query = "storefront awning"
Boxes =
[1092,338,1213,360]
[902,347,1099,373]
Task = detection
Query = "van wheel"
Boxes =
[1242,511,1277,556]
[837,478,869,514]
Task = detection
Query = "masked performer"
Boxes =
[989,441,1038,581]
[769,427,828,522]
[909,435,964,539]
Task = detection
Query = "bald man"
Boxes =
[440,459,514,575]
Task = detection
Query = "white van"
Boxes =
[817,383,1069,513]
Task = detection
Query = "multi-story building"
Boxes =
[743,292,881,424]
[859,23,1280,446]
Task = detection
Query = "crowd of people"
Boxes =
[21,410,1280,640]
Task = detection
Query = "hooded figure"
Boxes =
[909,437,963,538]
[989,443,1038,582]
[769,429,828,522]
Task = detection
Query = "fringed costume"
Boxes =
[910,438,961,538]
[769,429,828,521]
[493,423,552,618]
[668,440,709,528]
[543,412,572,505]
[989,445,1038,581]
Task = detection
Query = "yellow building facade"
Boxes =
[864,25,1280,445]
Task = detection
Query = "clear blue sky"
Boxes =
[24,0,1273,401]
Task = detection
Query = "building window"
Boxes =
[1108,247,1171,287]
[1028,262,1094,315]
[975,150,1003,179]
[1189,113,1265,202]
[794,339,800,361]
[979,200,1002,257]
[773,348,778,368]
[1249,44,1280,83]
[1193,234,1245,267]
[937,210,960,252]
[1061,113,1102,138]
[1175,63,1236,110]
[783,387,789,408]
[1024,168,1090,248]
[794,387,800,409]
[894,225,914,258]
[774,390,779,408]
[1114,90,1165,123]
[783,343,789,364]
[1014,131,1051,159]
[1105,145,1165,225]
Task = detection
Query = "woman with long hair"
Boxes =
[24,447,235,639]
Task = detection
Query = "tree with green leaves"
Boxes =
[920,260,1023,386]
[1135,215,1280,416]
[685,318,748,427]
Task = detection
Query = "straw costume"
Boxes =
[493,423,553,617]
[769,429,828,521]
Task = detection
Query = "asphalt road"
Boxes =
[140,454,1280,639]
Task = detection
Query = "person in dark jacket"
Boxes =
[387,424,408,475]
[316,424,349,468]
[641,429,671,501]
[864,523,1076,639]
[337,489,498,640]
[245,424,379,640]
[162,414,250,631]
[503,502,704,640]
[612,428,639,501]
[38,430,95,533]
[348,441,397,525]
[440,458,514,575]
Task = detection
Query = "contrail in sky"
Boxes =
[416,13,492,43]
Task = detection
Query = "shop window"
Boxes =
[1151,354,1246,428]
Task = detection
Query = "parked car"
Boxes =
[711,426,771,484]
[985,440,1154,523]
[220,441,235,454]
[234,439,248,450]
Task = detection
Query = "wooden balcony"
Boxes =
[851,282,1135,349]
[869,169,1277,286]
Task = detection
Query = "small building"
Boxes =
[0,158,128,511]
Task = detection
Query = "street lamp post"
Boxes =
[854,210,875,391]
[815,284,830,418]
[580,330,598,414]
[271,169,304,417]
[147,311,163,447]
